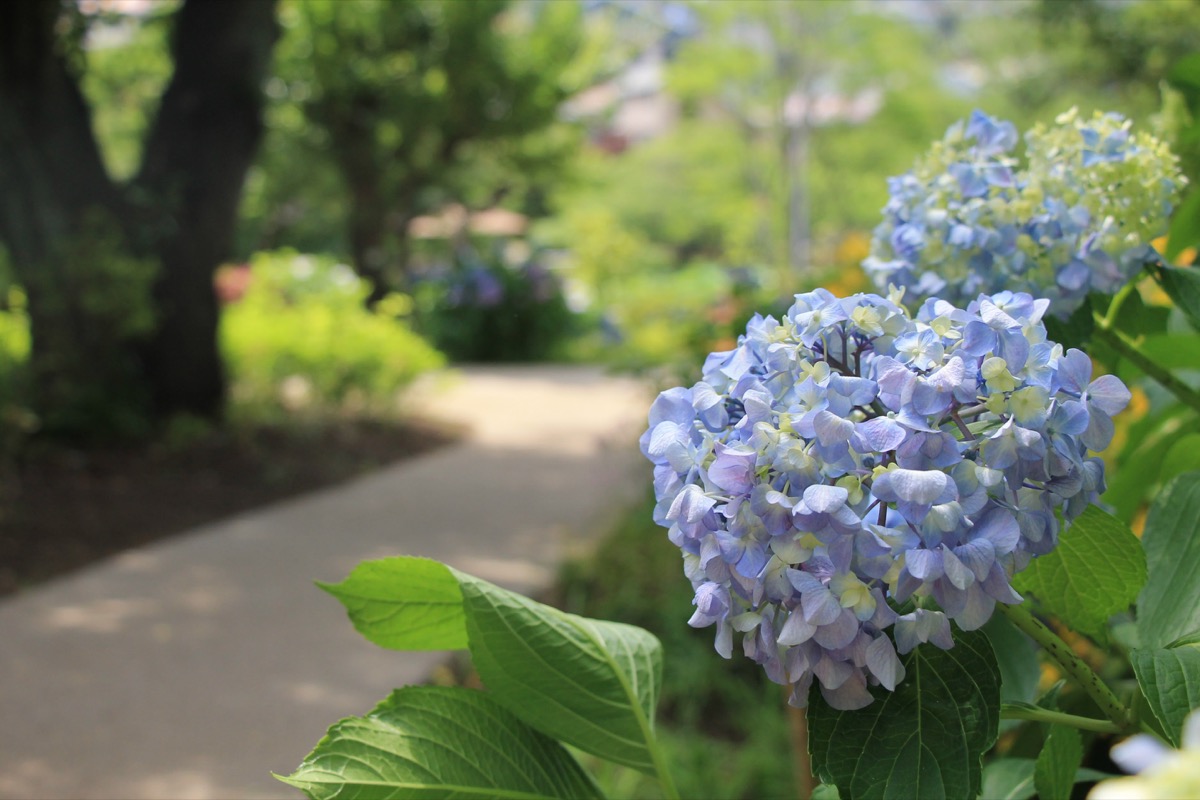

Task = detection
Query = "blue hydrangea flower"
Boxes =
[863,109,1183,318]
[640,289,1129,710]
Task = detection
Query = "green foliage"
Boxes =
[252,0,585,288]
[77,3,176,181]
[299,554,674,797]
[1154,265,1200,331]
[457,571,663,774]
[281,686,604,800]
[220,250,444,416]
[1034,725,1083,800]
[808,629,1000,800]
[319,557,466,651]
[1011,506,1146,638]
[1105,402,1200,524]
[1130,645,1200,747]
[1137,472,1200,649]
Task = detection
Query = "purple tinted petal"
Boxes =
[777,610,818,646]
[942,546,973,590]
[708,443,757,494]
[875,468,957,505]
[648,386,695,426]
[975,507,1020,553]
[866,634,906,691]
[1087,374,1132,416]
[855,417,908,452]
[813,654,853,690]
[820,670,874,710]
[906,548,944,581]
[803,483,849,514]
[802,585,843,626]
[814,410,855,446]
[813,608,860,649]
[1052,400,1090,435]
[954,583,996,630]
[954,538,996,582]
[1058,349,1093,394]
[1082,408,1116,451]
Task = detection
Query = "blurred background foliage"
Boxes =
[3,1,1200,792]
[5,0,1197,443]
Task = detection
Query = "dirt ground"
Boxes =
[0,416,458,597]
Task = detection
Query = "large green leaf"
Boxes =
[280,686,603,800]
[1156,264,1200,330]
[1131,644,1200,747]
[808,629,1000,800]
[456,572,664,774]
[1138,472,1200,649]
[319,558,667,775]
[1106,405,1199,523]
[1166,190,1200,264]
[1034,725,1082,800]
[1011,505,1146,638]
[319,557,467,651]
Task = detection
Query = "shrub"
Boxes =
[221,250,445,417]
[413,249,578,363]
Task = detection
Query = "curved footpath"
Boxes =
[0,365,652,800]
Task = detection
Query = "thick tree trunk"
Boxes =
[134,0,278,419]
[0,0,147,433]
[0,0,277,434]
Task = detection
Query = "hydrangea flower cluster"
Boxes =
[862,109,1183,318]
[640,288,1130,710]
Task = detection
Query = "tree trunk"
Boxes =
[0,0,147,434]
[134,0,278,419]
[0,0,277,435]
[348,179,393,308]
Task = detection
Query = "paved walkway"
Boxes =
[0,365,652,800]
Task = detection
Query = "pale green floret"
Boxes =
[982,357,1018,393]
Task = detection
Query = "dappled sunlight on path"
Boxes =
[0,365,651,800]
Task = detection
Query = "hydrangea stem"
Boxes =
[997,603,1133,731]
[1091,311,1200,415]
[999,703,1121,734]
[786,699,816,799]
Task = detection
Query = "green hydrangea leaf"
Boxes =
[808,629,1000,800]
[1155,262,1200,329]
[1131,644,1200,747]
[318,556,467,651]
[1138,472,1200,649]
[455,571,664,774]
[1034,725,1082,800]
[319,558,666,775]
[1011,505,1145,637]
[279,686,603,800]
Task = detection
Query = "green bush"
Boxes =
[413,250,579,363]
[221,250,445,417]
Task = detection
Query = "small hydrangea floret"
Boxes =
[863,108,1184,318]
[640,288,1129,710]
